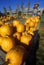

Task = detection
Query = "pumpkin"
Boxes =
[30,27,36,32]
[0,16,2,20]
[22,32,27,36]
[9,23,13,27]
[25,18,31,25]
[34,16,40,23]
[13,32,21,40]
[13,20,20,27]
[26,25,30,32]
[37,16,40,20]
[30,17,35,23]
[27,30,34,36]
[17,24,25,33]
[21,34,32,45]
[29,21,35,27]
[0,20,4,26]
[5,22,13,27]
[5,45,26,65]
[2,19,5,22]
[1,37,15,52]
[34,22,39,29]
[0,24,13,37]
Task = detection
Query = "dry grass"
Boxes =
[36,22,44,65]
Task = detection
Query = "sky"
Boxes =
[0,0,44,12]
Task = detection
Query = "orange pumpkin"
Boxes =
[13,20,20,27]
[1,37,15,52]
[5,22,13,27]
[13,32,21,40]
[25,18,31,25]
[0,20,4,26]
[21,34,32,45]
[0,24,13,37]
[34,16,40,23]
[2,19,5,22]
[5,45,26,65]
[22,32,27,36]
[30,27,36,32]
[29,21,35,27]
[0,16,2,20]
[30,17,35,23]
[27,30,34,36]
[17,24,25,33]
[26,25,30,32]
[37,16,40,20]
[34,22,39,29]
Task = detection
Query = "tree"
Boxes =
[18,11,21,16]
[15,4,19,17]
[21,2,24,16]
[9,6,12,15]
[3,7,7,15]
[27,1,30,13]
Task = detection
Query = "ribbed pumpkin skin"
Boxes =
[21,34,32,45]
[1,37,15,52]
[0,24,13,37]
[13,20,20,27]
[5,46,26,65]
[17,24,25,33]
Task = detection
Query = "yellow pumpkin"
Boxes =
[34,22,39,29]
[1,37,15,52]
[29,21,35,27]
[37,16,40,20]
[13,32,21,40]
[0,20,4,26]
[2,19,5,22]
[0,24,13,37]
[22,32,27,36]
[13,20,20,27]
[9,23,13,27]
[27,30,34,36]
[5,22,13,27]
[34,16,40,23]
[26,25,30,32]
[5,46,26,65]
[17,24,25,33]
[30,27,36,32]
[0,16,2,20]
[30,17,35,23]
[25,18,31,25]
[21,34,32,45]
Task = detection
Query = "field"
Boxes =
[36,15,44,65]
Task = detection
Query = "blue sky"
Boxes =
[0,0,44,12]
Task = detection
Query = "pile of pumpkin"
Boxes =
[0,16,40,65]
[0,15,17,23]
